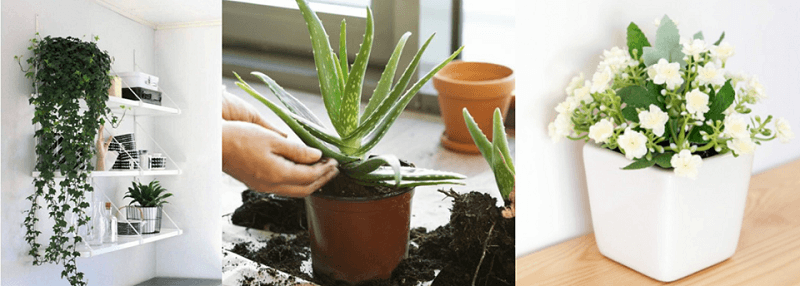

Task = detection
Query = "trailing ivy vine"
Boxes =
[16,34,115,286]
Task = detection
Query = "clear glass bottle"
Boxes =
[87,200,107,246]
[104,202,118,243]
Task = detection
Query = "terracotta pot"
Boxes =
[306,189,414,284]
[433,61,515,153]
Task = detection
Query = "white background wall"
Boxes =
[516,0,800,257]
[1,0,158,285]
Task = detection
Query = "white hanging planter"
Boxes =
[583,143,754,282]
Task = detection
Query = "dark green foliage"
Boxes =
[125,180,173,207]
[626,22,651,59]
[19,34,114,286]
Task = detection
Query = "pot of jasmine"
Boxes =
[549,16,793,282]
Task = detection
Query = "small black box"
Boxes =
[122,87,162,106]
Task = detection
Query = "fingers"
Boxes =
[251,114,287,138]
[222,91,287,137]
[271,138,323,165]
[268,162,340,197]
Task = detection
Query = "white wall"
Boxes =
[1,0,158,285]
[516,0,800,257]
[151,24,222,279]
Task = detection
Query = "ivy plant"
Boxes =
[17,34,115,286]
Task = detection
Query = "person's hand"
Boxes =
[222,121,338,197]
[222,91,287,137]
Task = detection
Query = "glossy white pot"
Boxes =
[583,143,754,282]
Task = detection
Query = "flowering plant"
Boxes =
[549,15,793,178]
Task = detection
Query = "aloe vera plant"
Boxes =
[463,108,515,209]
[234,0,465,189]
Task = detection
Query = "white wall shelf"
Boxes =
[77,228,183,258]
[108,96,181,116]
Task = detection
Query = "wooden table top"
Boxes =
[516,159,800,285]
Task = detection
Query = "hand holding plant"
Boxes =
[549,15,793,178]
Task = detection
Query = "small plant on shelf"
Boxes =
[17,33,115,286]
[548,15,793,178]
[124,180,172,234]
[234,0,465,188]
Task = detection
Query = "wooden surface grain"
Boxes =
[517,159,800,285]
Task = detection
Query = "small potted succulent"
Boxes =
[234,0,464,283]
[124,180,173,234]
[548,15,793,282]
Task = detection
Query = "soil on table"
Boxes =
[228,189,515,286]
[231,190,307,233]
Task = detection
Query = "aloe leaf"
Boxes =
[348,166,466,182]
[250,72,324,126]
[295,0,342,129]
[345,34,436,141]
[491,108,514,173]
[296,120,346,147]
[333,51,346,93]
[340,7,373,136]
[361,32,411,122]
[463,108,493,169]
[357,179,466,189]
[341,154,401,185]
[355,45,464,155]
[492,145,515,200]
[339,19,349,78]
[234,80,358,164]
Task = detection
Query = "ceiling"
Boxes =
[96,0,221,29]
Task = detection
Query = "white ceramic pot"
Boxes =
[583,143,754,282]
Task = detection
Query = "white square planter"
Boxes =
[583,143,754,282]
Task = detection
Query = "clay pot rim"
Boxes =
[311,185,414,202]
[433,60,515,86]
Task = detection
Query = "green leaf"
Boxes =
[642,15,685,67]
[340,7,374,136]
[714,32,726,45]
[360,179,465,189]
[339,19,349,79]
[617,85,662,122]
[707,80,735,120]
[249,72,324,126]
[626,22,651,58]
[355,46,464,155]
[361,32,411,122]
[343,34,437,142]
[341,154,401,186]
[348,166,466,182]
[463,108,493,170]
[622,157,656,170]
[235,80,359,164]
[492,145,515,200]
[295,0,343,130]
[491,109,514,173]
[654,151,675,168]
[693,31,704,40]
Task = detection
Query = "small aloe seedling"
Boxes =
[463,108,515,217]
[234,0,465,188]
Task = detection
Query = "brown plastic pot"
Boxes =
[306,188,414,284]
[433,61,515,153]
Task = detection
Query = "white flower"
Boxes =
[681,39,707,61]
[710,42,735,63]
[618,128,648,160]
[555,96,580,115]
[590,68,614,93]
[775,117,794,143]
[728,137,756,155]
[747,76,767,101]
[648,58,684,89]
[685,89,710,118]
[638,105,669,136]
[565,73,585,96]
[589,118,615,144]
[548,113,573,143]
[598,47,638,73]
[723,113,750,139]
[670,149,703,179]
[573,85,593,104]
[696,62,726,87]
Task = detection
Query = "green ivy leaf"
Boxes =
[642,15,685,67]
[654,151,675,168]
[626,22,651,59]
